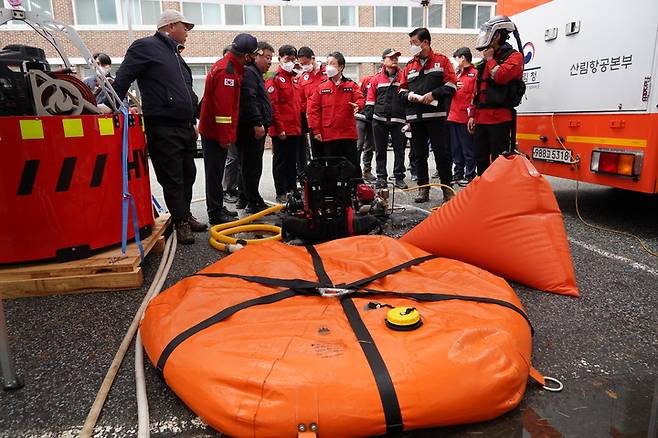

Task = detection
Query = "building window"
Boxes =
[190,64,212,99]
[461,2,494,29]
[181,3,262,26]
[124,0,162,25]
[281,5,356,27]
[74,0,118,25]
[75,0,163,25]
[343,64,359,80]
[376,4,443,28]
[226,4,262,25]
[19,0,53,17]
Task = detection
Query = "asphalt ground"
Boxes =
[1,150,656,438]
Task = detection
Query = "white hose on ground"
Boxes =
[135,233,178,438]
[79,232,177,438]
[397,204,432,216]
[135,332,148,437]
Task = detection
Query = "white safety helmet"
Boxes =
[475,15,517,51]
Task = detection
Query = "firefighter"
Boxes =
[266,45,302,203]
[399,27,457,204]
[307,51,365,178]
[199,33,261,225]
[365,48,408,189]
[297,47,325,160]
[467,16,525,175]
[447,47,477,186]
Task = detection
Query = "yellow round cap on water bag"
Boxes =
[386,307,422,331]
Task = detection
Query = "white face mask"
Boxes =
[280,61,295,72]
[325,65,338,78]
[100,66,111,76]
[301,64,314,72]
[410,44,423,56]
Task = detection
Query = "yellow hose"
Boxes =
[209,204,284,252]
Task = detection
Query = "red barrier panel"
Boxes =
[0,114,154,263]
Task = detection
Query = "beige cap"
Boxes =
[157,9,194,30]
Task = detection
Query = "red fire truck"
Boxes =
[501,0,658,193]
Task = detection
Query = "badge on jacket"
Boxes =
[320,89,332,94]
[267,86,275,93]
[279,76,286,83]
[224,78,234,87]
[303,74,309,81]
[342,87,353,92]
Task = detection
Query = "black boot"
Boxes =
[187,213,207,232]
[441,186,455,204]
[414,187,430,203]
[176,221,195,244]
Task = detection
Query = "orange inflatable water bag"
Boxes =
[141,236,540,437]
[401,154,579,297]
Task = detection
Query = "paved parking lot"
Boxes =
[1,151,656,437]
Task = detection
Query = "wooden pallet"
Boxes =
[0,215,171,299]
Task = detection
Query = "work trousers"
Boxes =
[272,136,300,196]
[298,114,311,176]
[356,120,374,172]
[145,124,197,224]
[201,136,229,220]
[222,143,240,193]
[372,120,406,181]
[409,119,452,186]
[320,138,362,179]
[448,121,476,180]
[473,121,512,175]
[236,124,266,206]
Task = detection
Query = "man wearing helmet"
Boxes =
[467,16,524,175]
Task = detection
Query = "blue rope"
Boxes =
[120,106,145,262]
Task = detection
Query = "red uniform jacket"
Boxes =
[447,64,477,124]
[307,76,365,142]
[469,46,524,125]
[298,66,325,114]
[265,67,302,137]
[198,52,244,146]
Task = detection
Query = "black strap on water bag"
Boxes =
[341,297,404,434]
[155,289,298,375]
[355,288,534,335]
[303,246,404,435]
[305,244,333,287]
[192,272,320,290]
[340,255,437,289]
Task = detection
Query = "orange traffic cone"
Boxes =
[401,154,579,297]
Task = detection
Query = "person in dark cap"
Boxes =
[112,9,202,244]
[236,41,275,214]
[447,47,477,186]
[198,33,261,225]
[365,48,408,189]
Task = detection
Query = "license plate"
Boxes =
[532,147,573,163]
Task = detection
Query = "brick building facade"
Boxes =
[1,0,497,96]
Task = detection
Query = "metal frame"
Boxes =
[1,6,123,111]
[0,300,23,390]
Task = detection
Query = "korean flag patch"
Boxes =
[267,86,275,93]
[224,78,234,87]
[279,76,286,83]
